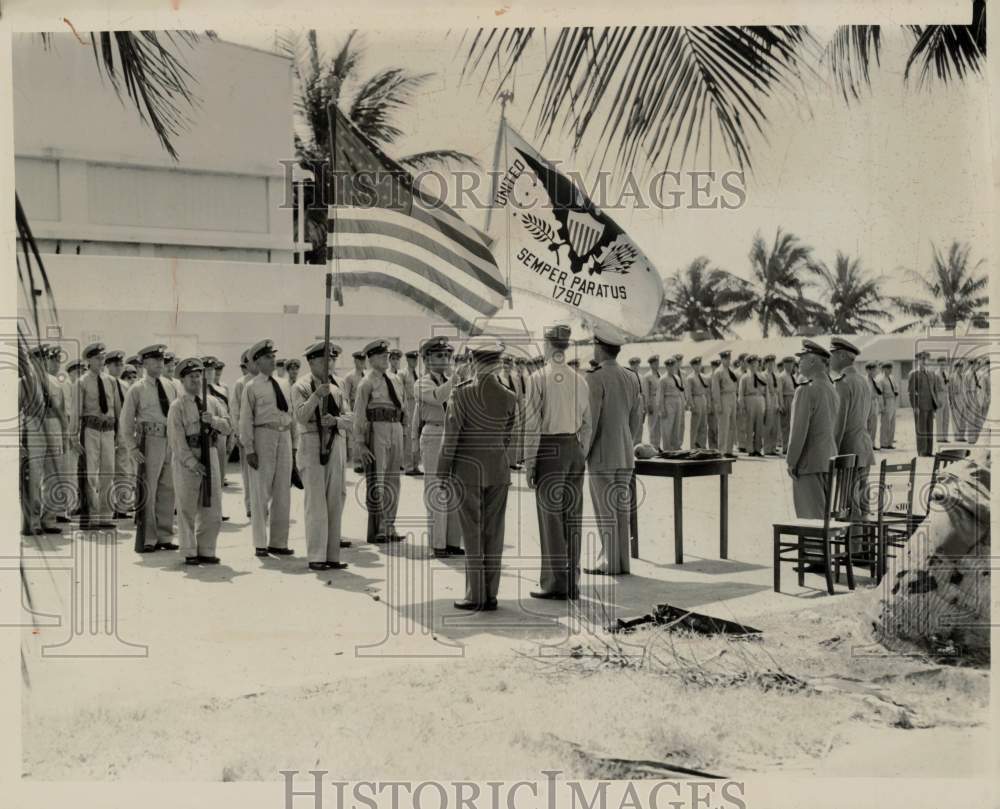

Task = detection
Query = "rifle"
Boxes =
[132,430,147,552]
[199,370,212,507]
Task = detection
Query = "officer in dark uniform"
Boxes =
[437,341,516,610]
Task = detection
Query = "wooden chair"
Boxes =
[855,458,917,581]
[930,448,971,488]
[773,454,857,596]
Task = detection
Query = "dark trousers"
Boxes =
[535,434,585,596]
[915,407,935,456]
[456,482,509,604]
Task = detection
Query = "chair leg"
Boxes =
[822,537,834,595]
[797,538,805,588]
[845,543,856,591]
[773,527,781,593]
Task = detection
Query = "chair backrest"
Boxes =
[879,457,917,520]
[823,453,857,527]
[928,448,971,509]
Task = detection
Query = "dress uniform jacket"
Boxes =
[437,372,516,604]
[834,366,875,545]
[239,373,294,549]
[711,364,739,454]
[121,375,178,544]
[291,372,353,563]
[353,369,406,540]
[877,370,899,448]
[908,366,940,456]
[785,377,839,519]
[167,393,230,558]
[585,360,642,574]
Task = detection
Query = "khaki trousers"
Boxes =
[689,396,707,449]
[535,435,585,596]
[745,395,765,453]
[660,397,683,451]
[364,420,403,540]
[588,469,632,574]
[83,426,116,521]
[457,482,509,604]
[420,425,461,550]
[717,393,737,454]
[172,451,222,558]
[880,401,897,447]
[138,433,175,544]
[249,426,292,549]
[299,431,346,563]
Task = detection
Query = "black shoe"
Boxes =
[255,548,271,558]
[185,556,201,565]
[403,469,419,476]
[368,536,389,545]
[113,511,130,520]
[583,567,610,575]
[485,598,498,611]
[353,466,364,474]
[446,545,465,556]
[389,533,405,543]
[246,511,252,519]
[42,526,63,535]
[529,590,568,600]
[412,469,424,476]
[433,549,450,559]
[221,516,230,522]
[155,542,179,551]
[339,541,352,548]
[197,556,221,565]
[326,562,348,570]
[56,516,71,524]
[793,561,828,574]
[139,545,158,554]
[453,600,488,611]
[267,547,294,556]
[308,562,330,571]
[724,453,738,459]
[95,522,116,529]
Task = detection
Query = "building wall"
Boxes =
[13,36,295,262]
[20,254,454,375]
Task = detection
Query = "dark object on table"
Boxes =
[657,449,723,461]
[608,603,761,636]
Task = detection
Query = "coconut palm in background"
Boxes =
[657,257,753,338]
[892,240,988,332]
[808,251,892,334]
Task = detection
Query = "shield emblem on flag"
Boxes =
[566,210,604,260]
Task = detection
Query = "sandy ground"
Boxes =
[19,411,991,780]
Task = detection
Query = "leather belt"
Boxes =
[368,407,402,422]
[423,421,444,427]
[82,415,115,431]
[139,422,167,437]
[255,422,290,432]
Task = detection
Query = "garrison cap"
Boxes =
[304,341,341,360]
[176,357,204,378]
[363,339,391,358]
[249,339,277,361]
[138,344,168,361]
[83,342,106,360]
[405,350,419,359]
[543,324,572,346]
[796,339,830,360]
[421,336,454,357]
[65,359,84,374]
[830,337,861,356]
[104,350,125,364]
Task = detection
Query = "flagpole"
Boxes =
[485,90,514,310]
[319,99,338,462]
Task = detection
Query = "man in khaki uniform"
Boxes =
[77,342,122,530]
[103,350,131,517]
[951,359,968,441]
[285,358,300,386]
[934,356,953,443]
[398,349,422,475]
[239,339,295,558]
[202,356,232,516]
[877,362,899,448]
[761,354,781,455]
[39,345,70,532]
[786,340,839,518]
[738,354,766,456]
[60,358,85,524]
[414,337,463,558]
[908,350,940,456]
[162,351,183,397]
[642,355,662,449]
[231,349,256,518]
[864,362,882,451]
[686,356,709,449]
[706,358,721,449]
[777,356,796,453]
[342,351,367,474]
[658,356,685,451]
[290,341,354,571]
[167,358,231,565]
[582,329,642,576]
[121,344,179,550]
[711,350,738,457]
[353,339,406,544]
[734,353,749,452]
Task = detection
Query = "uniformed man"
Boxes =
[968,357,990,443]
[77,342,121,529]
[290,341,354,571]
[275,358,288,380]
[785,340,839,518]
[734,353,749,452]
[60,358,85,523]
[672,355,687,449]
[231,349,256,519]
[167,358,232,565]
[162,351,183,397]
[877,361,899,449]
[711,350,738,458]
[102,350,131,517]
[951,359,967,441]
[343,350,367,474]
[777,356,796,453]
[125,355,140,374]
[626,357,645,446]
[658,356,685,451]
[908,350,940,457]
[642,355,662,449]
[121,344,178,551]
[705,358,720,449]
[121,364,138,386]
[934,356,952,443]
[681,357,707,449]
[353,339,406,544]
[437,341,516,610]
[20,345,47,535]
[830,337,874,551]
[864,362,882,450]
[239,340,295,557]
[738,354,766,456]
[582,329,642,576]
[524,325,592,600]
[398,349,422,475]
[25,345,68,534]
[761,354,781,455]
[201,356,233,517]
[286,358,301,386]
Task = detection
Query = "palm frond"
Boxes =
[399,150,481,171]
[349,68,433,145]
[905,0,987,86]
[825,25,881,102]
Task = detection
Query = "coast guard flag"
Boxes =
[327,106,507,334]
[489,124,664,338]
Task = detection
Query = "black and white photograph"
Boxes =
[4,1,995,806]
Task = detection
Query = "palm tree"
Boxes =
[459,7,986,176]
[657,257,753,338]
[808,251,892,334]
[732,229,824,337]
[279,30,480,263]
[892,240,988,332]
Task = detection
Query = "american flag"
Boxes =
[326,106,507,334]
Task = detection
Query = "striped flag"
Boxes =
[326,106,507,333]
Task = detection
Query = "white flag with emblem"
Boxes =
[487,123,665,339]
